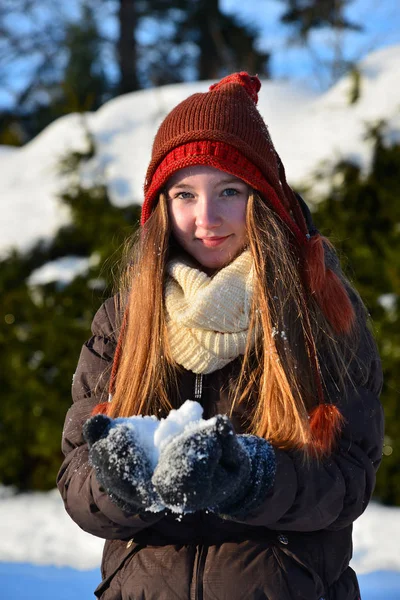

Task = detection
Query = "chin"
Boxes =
[196,251,240,272]
[177,241,248,272]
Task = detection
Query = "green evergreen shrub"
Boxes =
[0,136,140,490]
[310,122,400,505]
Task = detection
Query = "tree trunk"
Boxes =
[117,0,139,93]
[197,0,223,80]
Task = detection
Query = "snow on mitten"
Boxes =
[83,414,163,514]
[152,415,276,517]
[221,433,276,518]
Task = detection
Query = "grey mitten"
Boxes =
[152,415,276,518]
[83,414,163,513]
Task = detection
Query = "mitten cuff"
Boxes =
[217,435,276,519]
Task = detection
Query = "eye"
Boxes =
[221,188,239,197]
[174,191,194,200]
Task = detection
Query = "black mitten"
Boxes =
[83,414,163,513]
[152,415,276,518]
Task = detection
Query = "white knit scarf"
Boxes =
[164,250,254,374]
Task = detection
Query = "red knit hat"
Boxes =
[142,72,307,244]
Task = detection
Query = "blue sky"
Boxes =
[222,0,400,88]
[1,0,399,110]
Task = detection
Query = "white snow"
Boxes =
[0,113,90,257]
[378,293,397,312]
[113,399,206,468]
[0,487,103,569]
[1,45,400,256]
[113,414,160,468]
[27,256,91,286]
[0,484,399,576]
[352,503,400,574]
[154,399,205,453]
[102,401,218,514]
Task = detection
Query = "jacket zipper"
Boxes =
[195,544,208,600]
[194,373,206,600]
[194,373,203,400]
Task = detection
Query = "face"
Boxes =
[166,165,249,271]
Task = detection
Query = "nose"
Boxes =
[195,195,222,229]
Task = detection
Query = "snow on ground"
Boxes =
[0,485,399,575]
[352,503,400,574]
[0,113,89,257]
[27,255,92,287]
[1,45,400,256]
[0,487,102,569]
[0,486,400,597]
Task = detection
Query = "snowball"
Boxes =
[113,414,159,468]
[112,400,205,468]
[154,400,204,453]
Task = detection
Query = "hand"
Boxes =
[152,415,276,517]
[83,414,163,513]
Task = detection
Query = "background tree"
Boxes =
[0,131,141,490]
[118,0,269,87]
[147,0,270,83]
[308,123,400,504]
[117,0,139,93]
[278,0,363,85]
[60,3,111,113]
[0,0,113,138]
[0,0,269,140]
[178,0,269,80]
[0,0,67,138]
[279,0,361,39]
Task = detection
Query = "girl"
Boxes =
[57,73,384,600]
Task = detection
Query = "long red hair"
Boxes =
[99,192,360,457]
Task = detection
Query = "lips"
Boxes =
[198,236,230,248]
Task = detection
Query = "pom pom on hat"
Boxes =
[209,72,261,104]
[91,402,111,417]
[309,403,345,456]
[306,234,356,334]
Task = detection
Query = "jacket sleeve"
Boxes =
[242,296,384,532]
[57,298,164,540]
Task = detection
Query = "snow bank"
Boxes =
[1,486,400,572]
[0,487,103,569]
[352,502,400,574]
[1,45,400,255]
[27,256,92,286]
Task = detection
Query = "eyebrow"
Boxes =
[168,183,195,190]
[168,177,246,190]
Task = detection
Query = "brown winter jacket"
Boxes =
[57,293,384,600]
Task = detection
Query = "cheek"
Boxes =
[169,203,186,228]
[168,204,194,244]
[228,200,247,234]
